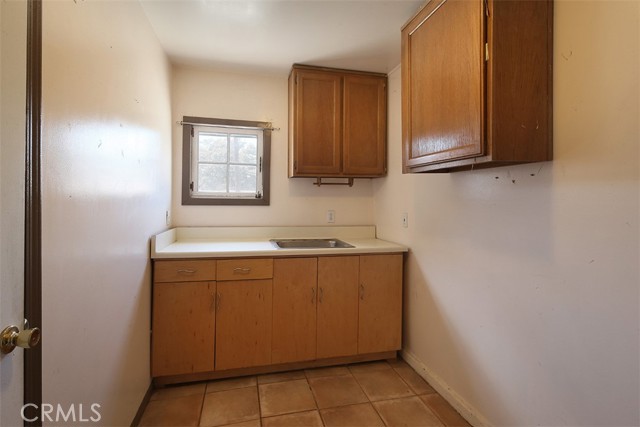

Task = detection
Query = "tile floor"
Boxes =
[139,359,471,427]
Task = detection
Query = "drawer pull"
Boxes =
[233,267,252,274]
[177,269,196,274]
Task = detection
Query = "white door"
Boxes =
[0,0,28,425]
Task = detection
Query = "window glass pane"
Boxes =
[230,134,257,164]
[229,165,257,193]
[199,133,227,163]
[198,164,227,192]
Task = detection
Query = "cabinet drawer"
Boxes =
[154,260,216,283]
[217,258,273,281]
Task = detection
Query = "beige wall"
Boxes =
[373,1,639,425]
[42,1,172,424]
[171,65,374,227]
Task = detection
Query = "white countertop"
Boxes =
[151,226,408,259]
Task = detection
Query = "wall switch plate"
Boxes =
[402,212,408,228]
[327,210,335,223]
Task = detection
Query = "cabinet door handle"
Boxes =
[233,267,252,274]
[360,284,365,301]
[177,269,196,274]
[311,287,316,304]
[319,287,324,303]
[216,293,221,311]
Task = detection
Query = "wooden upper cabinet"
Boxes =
[402,0,553,173]
[289,64,387,178]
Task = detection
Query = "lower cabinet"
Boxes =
[152,281,216,377]
[272,258,318,364]
[358,254,403,354]
[317,256,359,359]
[215,279,273,370]
[152,253,403,380]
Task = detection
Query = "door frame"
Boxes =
[24,0,42,425]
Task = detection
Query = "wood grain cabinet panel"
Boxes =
[317,256,359,359]
[154,260,216,283]
[272,258,318,364]
[215,279,272,370]
[358,254,403,354]
[289,64,387,178]
[402,0,553,172]
[152,281,216,377]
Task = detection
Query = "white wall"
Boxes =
[42,1,172,424]
[0,1,26,425]
[374,2,639,426]
[171,65,374,227]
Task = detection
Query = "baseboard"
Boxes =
[130,382,154,427]
[401,349,492,427]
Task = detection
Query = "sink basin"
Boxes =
[270,238,354,249]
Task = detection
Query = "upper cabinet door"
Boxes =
[291,69,342,175]
[343,75,387,176]
[402,0,485,169]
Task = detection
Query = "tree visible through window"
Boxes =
[182,116,271,205]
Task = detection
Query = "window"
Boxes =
[182,116,271,205]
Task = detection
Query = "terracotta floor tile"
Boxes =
[200,387,260,427]
[352,369,414,401]
[374,396,443,427]
[420,394,471,426]
[207,376,257,393]
[258,370,306,384]
[262,410,323,427]
[139,394,203,426]
[305,366,351,379]
[258,379,317,417]
[393,365,437,395]
[347,361,392,375]
[217,421,262,427]
[320,403,385,427]
[150,382,206,401]
[308,375,368,409]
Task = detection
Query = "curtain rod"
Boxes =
[177,121,280,132]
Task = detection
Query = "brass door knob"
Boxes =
[1,325,41,354]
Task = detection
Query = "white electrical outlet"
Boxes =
[402,212,408,228]
[327,210,335,223]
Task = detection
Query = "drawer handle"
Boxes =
[233,267,252,274]
[177,269,196,275]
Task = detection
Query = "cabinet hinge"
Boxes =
[484,0,490,16]
[259,157,262,173]
[485,43,489,61]
[189,181,194,191]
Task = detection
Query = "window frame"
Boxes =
[181,116,271,206]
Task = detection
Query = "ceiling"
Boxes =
[139,0,424,75]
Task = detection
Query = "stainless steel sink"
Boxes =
[270,238,354,249]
